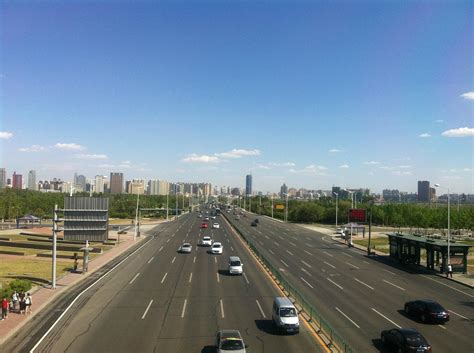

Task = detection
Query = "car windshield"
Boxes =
[220,339,244,350]
[404,333,427,346]
[213,244,221,248]
[280,307,296,317]
[182,244,191,248]
[203,237,210,240]
[230,261,241,266]
[426,302,444,312]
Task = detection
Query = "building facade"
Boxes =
[417,180,430,202]
[110,172,124,194]
[12,172,22,189]
[0,168,6,189]
[28,170,37,191]
[245,174,252,196]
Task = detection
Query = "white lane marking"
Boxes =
[181,299,187,318]
[327,278,344,290]
[286,250,294,256]
[159,246,164,252]
[172,233,175,237]
[323,251,334,257]
[420,275,474,298]
[335,307,360,328]
[274,241,280,246]
[372,308,401,328]
[363,261,370,265]
[279,236,284,240]
[243,272,250,284]
[220,299,225,318]
[383,269,396,275]
[305,243,314,248]
[354,278,374,290]
[259,241,264,246]
[289,242,297,247]
[300,277,314,289]
[438,324,446,330]
[216,272,220,283]
[281,259,289,268]
[323,261,336,269]
[256,300,266,318]
[141,299,153,320]
[214,257,217,264]
[301,268,312,276]
[346,262,360,269]
[148,257,155,264]
[231,246,234,251]
[189,272,193,283]
[257,230,262,234]
[193,256,196,263]
[301,260,312,268]
[161,272,168,284]
[449,309,472,321]
[265,235,270,239]
[342,252,352,258]
[166,239,170,243]
[129,273,140,285]
[227,239,230,243]
[269,249,275,255]
[383,279,406,291]
[304,250,312,256]
[172,256,176,264]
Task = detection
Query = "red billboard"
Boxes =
[349,208,367,222]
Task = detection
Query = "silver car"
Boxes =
[216,330,248,353]
[178,243,192,253]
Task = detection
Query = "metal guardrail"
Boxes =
[226,215,356,353]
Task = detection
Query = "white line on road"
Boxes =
[372,308,401,328]
[147,256,154,264]
[256,300,266,318]
[227,239,230,243]
[159,246,164,252]
[346,262,360,269]
[354,278,374,290]
[274,241,280,246]
[286,250,294,256]
[161,272,168,284]
[129,273,140,285]
[220,299,225,318]
[269,249,275,255]
[214,257,217,264]
[383,269,396,275]
[189,272,193,283]
[421,275,474,298]
[231,246,234,251]
[265,235,270,239]
[259,241,264,245]
[301,260,312,268]
[383,279,406,291]
[172,256,176,264]
[300,277,314,289]
[342,252,352,258]
[323,251,334,257]
[363,261,370,265]
[289,242,297,247]
[305,243,314,248]
[141,299,153,320]
[301,268,312,276]
[323,261,336,269]
[335,307,360,328]
[181,299,187,318]
[166,239,170,243]
[193,256,196,263]
[243,272,250,284]
[327,278,344,290]
[281,259,289,267]
[216,272,220,283]
[449,309,472,321]
[438,324,446,330]
[304,250,312,256]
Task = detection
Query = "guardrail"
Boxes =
[224,214,356,353]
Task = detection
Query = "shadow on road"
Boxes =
[201,345,215,353]
[255,319,279,335]
[371,338,391,353]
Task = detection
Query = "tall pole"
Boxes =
[166,190,169,220]
[367,207,372,256]
[447,188,450,267]
[271,195,274,219]
[134,190,140,241]
[175,184,178,220]
[285,194,289,222]
[334,192,338,228]
[52,204,58,289]
[249,195,252,213]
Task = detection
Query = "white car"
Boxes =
[211,215,217,220]
[200,236,213,246]
[212,223,220,229]
[211,242,223,254]
[178,243,192,253]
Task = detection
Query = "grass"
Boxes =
[0,245,48,256]
[353,236,390,253]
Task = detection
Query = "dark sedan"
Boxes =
[381,328,432,352]
[251,221,257,226]
[404,299,449,324]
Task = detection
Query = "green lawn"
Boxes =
[353,237,390,253]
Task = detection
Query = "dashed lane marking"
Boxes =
[141,299,153,320]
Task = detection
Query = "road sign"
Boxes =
[349,208,367,222]
[275,204,285,210]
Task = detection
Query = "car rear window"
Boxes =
[404,333,427,345]
[221,339,244,350]
[230,261,241,266]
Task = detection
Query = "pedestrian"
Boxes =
[1,296,9,320]
[447,264,453,278]
[25,293,32,314]
[19,291,26,315]
[11,291,18,312]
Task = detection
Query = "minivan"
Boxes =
[272,297,299,334]
[228,256,243,275]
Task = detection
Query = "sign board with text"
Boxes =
[275,204,285,210]
[349,208,367,222]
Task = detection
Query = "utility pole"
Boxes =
[166,190,169,220]
[271,195,274,219]
[52,204,58,289]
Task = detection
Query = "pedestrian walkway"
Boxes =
[0,223,162,345]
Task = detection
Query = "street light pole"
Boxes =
[435,184,451,270]
[166,189,169,220]
[134,188,140,241]
[333,192,338,228]
[285,193,289,223]
[271,195,274,219]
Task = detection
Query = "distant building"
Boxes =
[12,172,22,190]
[148,179,169,195]
[74,173,87,192]
[231,187,241,196]
[0,168,6,189]
[94,175,106,193]
[417,181,430,202]
[245,174,252,196]
[128,179,146,194]
[280,183,288,197]
[28,170,37,191]
[383,189,401,202]
[110,172,124,194]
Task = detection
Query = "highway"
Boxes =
[6,213,327,353]
[224,210,474,353]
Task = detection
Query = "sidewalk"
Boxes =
[297,223,474,289]
[0,222,162,345]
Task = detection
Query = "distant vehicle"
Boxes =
[235,215,240,220]
[404,300,449,323]
[200,236,213,246]
[197,214,202,218]
[272,297,299,334]
[204,216,210,221]
[216,330,248,353]
[251,221,257,227]
[178,243,192,253]
[201,223,208,229]
[212,223,220,229]
[336,228,344,235]
[211,242,223,254]
[254,219,259,223]
[228,256,243,275]
[211,215,217,219]
[381,328,431,352]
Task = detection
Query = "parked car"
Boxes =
[216,330,248,353]
[381,328,431,352]
[404,299,449,323]
[201,223,208,229]
[199,236,213,246]
[178,243,192,253]
[211,242,223,254]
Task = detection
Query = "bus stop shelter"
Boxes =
[387,233,471,274]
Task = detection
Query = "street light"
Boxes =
[271,194,274,219]
[435,183,450,270]
[333,192,339,228]
[343,188,354,209]
[282,192,289,222]
[134,185,143,241]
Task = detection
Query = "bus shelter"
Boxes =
[387,233,471,274]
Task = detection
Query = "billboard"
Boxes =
[349,208,367,222]
[275,204,285,210]
[63,197,109,241]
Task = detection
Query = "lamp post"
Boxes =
[175,184,178,220]
[283,193,289,223]
[435,184,450,270]
[333,192,339,228]
[271,194,274,219]
[134,185,142,242]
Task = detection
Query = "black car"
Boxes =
[251,221,258,226]
[404,299,449,323]
[254,219,259,223]
[381,328,431,353]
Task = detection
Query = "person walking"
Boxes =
[447,264,453,278]
[25,293,32,314]
[19,291,26,315]
[1,296,9,320]
[11,291,18,313]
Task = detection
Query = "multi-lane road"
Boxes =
[3,212,327,353]
[225,210,474,353]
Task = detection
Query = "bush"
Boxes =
[1,279,32,299]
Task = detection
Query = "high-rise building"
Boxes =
[0,168,6,189]
[110,172,124,194]
[28,170,37,190]
[12,172,23,190]
[94,175,106,193]
[280,183,288,197]
[148,179,170,195]
[417,180,430,202]
[245,174,252,196]
[128,179,146,194]
[74,173,87,192]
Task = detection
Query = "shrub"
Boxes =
[1,279,32,299]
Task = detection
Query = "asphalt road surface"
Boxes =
[6,213,327,353]
[225,210,474,353]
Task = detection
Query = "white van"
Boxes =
[272,297,299,334]
[228,256,243,275]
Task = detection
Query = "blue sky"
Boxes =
[0,0,472,193]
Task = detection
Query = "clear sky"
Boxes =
[0,0,472,194]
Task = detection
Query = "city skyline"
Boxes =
[0,1,472,193]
